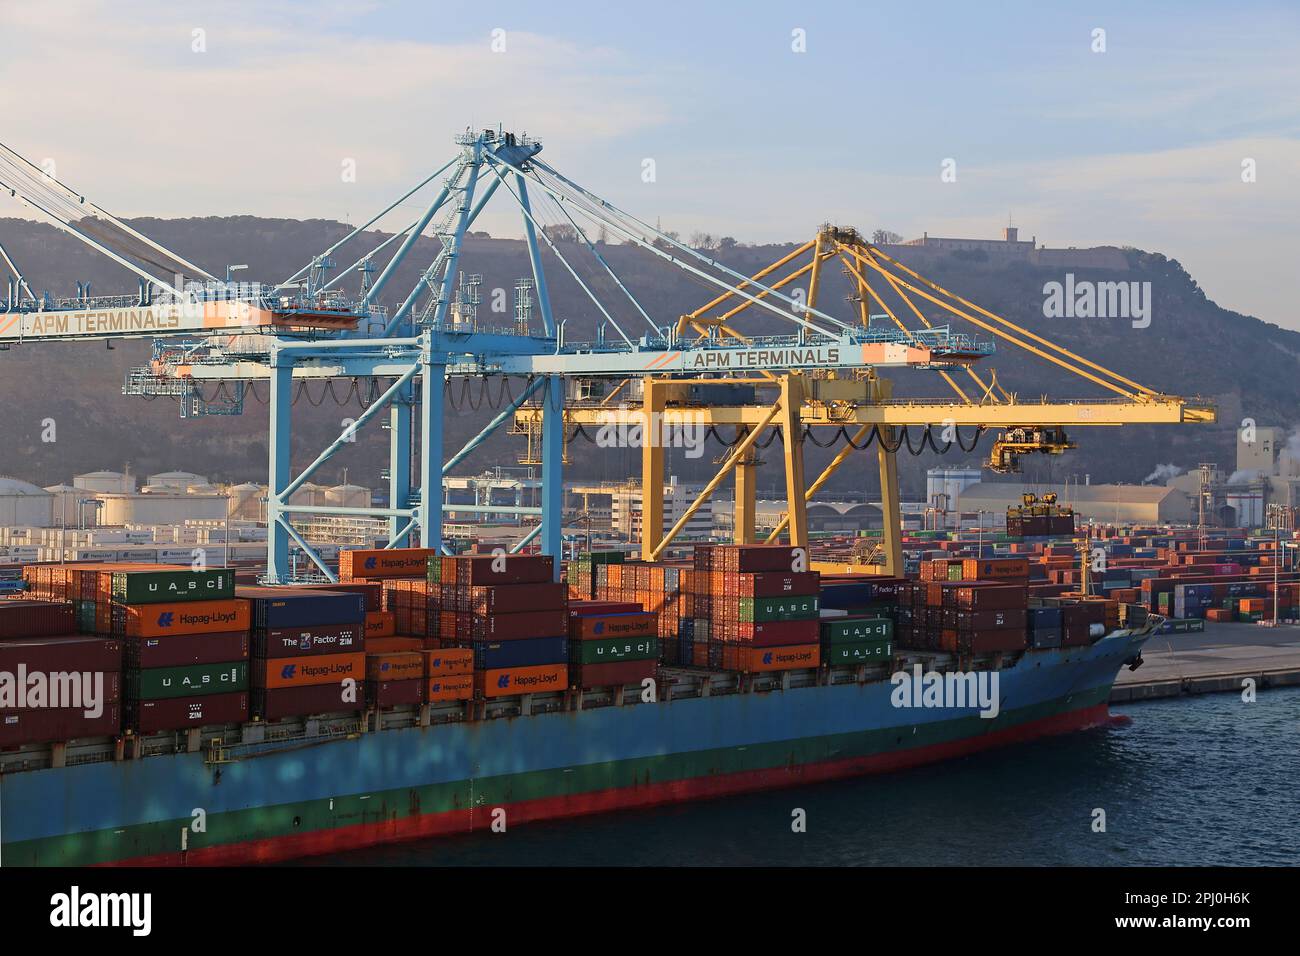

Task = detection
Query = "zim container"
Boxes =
[252,624,363,659]
[253,683,366,720]
[128,691,248,733]
[472,635,568,670]
[425,673,474,702]
[0,704,121,747]
[126,631,249,669]
[475,663,567,698]
[114,598,251,638]
[126,661,249,701]
[571,658,657,689]
[110,568,236,605]
[569,635,658,665]
[254,652,365,689]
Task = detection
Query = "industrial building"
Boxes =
[957,482,1191,524]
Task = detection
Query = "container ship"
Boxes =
[0,540,1164,867]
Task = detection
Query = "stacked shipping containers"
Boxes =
[241,586,367,720]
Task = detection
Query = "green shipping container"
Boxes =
[572,551,626,566]
[75,600,97,634]
[737,595,819,623]
[822,639,893,666]
[127,661,248,700]
[570,635,659,664]
[820,616,894,644]
[110,568,235,605]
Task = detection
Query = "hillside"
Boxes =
[1,216,1295,499]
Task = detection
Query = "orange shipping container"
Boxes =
[339,548,439,581]
[568,611,657,641]
[738,644,820,673]
[365,610,396,638]
[426,673,474,702]
[475,663,567,698]
[257,652,365,689]
[366,651,424,681]
[422,647,473,677]
[118,598,251,638]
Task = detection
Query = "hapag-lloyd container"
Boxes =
[568,611,656,640]
[110,568,236,605]
[126,661,248,701]
[734,643,820,672]
[128,692,248,733]
[365,651,424,681]
[421,647,473,676]
[475,663,567,698]
[340,547,440,581]
[425,673,474,701]
[254,652,365,689]
[114,598,251,637]
[252,624,363,659]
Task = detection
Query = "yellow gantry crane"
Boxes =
[515,225,1216,574]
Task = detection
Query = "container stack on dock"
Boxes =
[242,585,367,720]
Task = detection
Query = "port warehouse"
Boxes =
[1,518,1296,770]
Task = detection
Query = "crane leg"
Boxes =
[640,378,666,561]
[877,425,904,576]
[734,440,757,545]
[779,375,808,548]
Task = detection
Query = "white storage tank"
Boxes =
[0,477,54,527]
[73,470,136,494]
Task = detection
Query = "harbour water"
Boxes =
[313,686,1300,867]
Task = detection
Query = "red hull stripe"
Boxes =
[107,702,1111,867]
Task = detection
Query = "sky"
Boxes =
[1,0,1297,328]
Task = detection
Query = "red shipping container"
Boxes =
[253,625,364,659]
[0,704,121,746]
[737,619,820,647]
[733,572,821,597]
[434,554,553,586]
[253,683,366,720]
[961,630,1027,653]
[367,678,423,708]
[129,692,248,733]
[568,600,643,616]
[954,585,1028,611]
[0,601,77,639]
[469,582,567,614]
[0,635,122,672]
[126,632,248,669]
[471,609,568,641]
[572,658,657,689]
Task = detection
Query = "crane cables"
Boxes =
[0,141,215,290]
